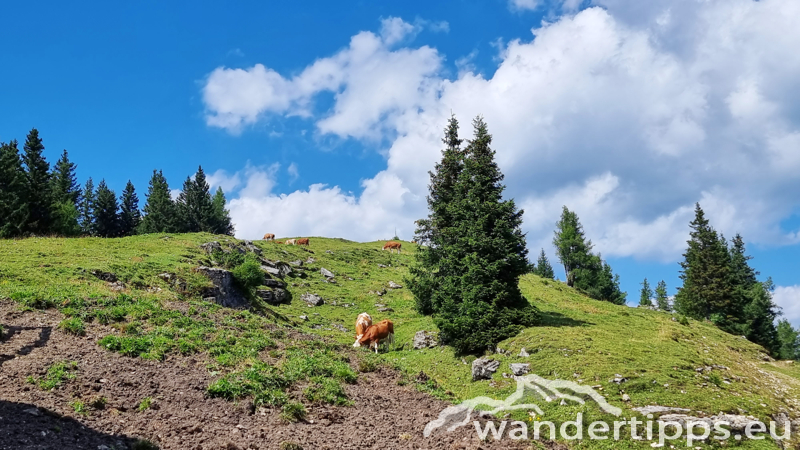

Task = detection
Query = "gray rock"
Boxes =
[306,257,316,264]
[242,240,262,255]
[658,414,762,431]
[510,363,530,376]
[299,315,308,321]
[158,272,173,281]
[262,278,287,289]
[203,297,216,303]
[622,394,631,402]
[91,270,117,282]
[107,281,126,292]
[256,288,288,305]
[332,324,348,332]
[301,293,324,306]
[262,265,281,276]
[632,406,691,415]
[325,250,333,254]
[519,348,530,357]
[195,266,249,309]
[378,307,394,312]
[413,331,438,349]
[377,264,388,268]
[472,358,501,381]
[320,267,335,278]
[288,260,304,267]
[200,241,222,254]
[388,281,403,289]
[23,408,40,416]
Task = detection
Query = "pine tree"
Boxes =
[430,116,537,354]
[655,280,670,311]
[139,170,175,234]
[553,206,593,287]
[409,115,465,315]
[119,180,141,236]
[776,320,800,361]
[639,278,653,307]
[724,233,759,334]
[534,248,555,279]
[0,140,29,237]
[92,180,120,237]
[743,278,780,355]
[22,128,53,235]
[674,203,732,321]
[210,187,235,235]
[51,149,80,206]
[175,166,215,233]
[79,178,95,235]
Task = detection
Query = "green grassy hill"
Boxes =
[1,234,798,449]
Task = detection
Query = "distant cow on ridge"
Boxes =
[383,241,401,253]
[285,239,297,245]
[263,233,275,241]
[297,238,310,246]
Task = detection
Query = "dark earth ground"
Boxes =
[0,303,542,450]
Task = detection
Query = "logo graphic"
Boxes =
[423,374,621,437]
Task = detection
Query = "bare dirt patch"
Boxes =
[0,302,530,449]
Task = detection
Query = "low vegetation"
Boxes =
[26,361,78,391]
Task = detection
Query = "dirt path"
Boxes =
[0,303,532,450]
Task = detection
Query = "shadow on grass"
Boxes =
[0,400,144,450]
[539,311,594,328]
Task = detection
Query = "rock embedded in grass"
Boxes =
[472,358,500,381]
[320,268,335,278]
[194,266,249,309]
[388,281,402,289]
[413,331,438,350]
[301,293,324,306]
[510,363,530,376]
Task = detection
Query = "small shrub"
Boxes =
[708,372,723,388]
[31,361,78,390]
[132,439,160,450]
[280,442,303,450]
[678,315,690,326]
[303,377,351,406]
[11,292,56,310]
[280,401,306,423]
[58,318,86,336]
[138,397,152,411]
[357,357,378,373]
[70,400,87,415]
[89,396,107,409]
[232,255,264,290]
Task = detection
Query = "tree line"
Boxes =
[0,128,234,238]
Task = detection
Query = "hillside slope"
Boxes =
[0,234,798,449]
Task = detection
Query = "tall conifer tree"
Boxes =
[51,149,80,206]
[79,178,95,235]
[119,180,141,236]
[139,170,175,234]
[175,166,214,233]
[639,278,653,307]
[92,180,120,237]
[655,280,670,311]
[777,320,800,361]
[22,128,53,234]
[553,206,593,287]
[210,187,234,235]
[534,248,555,279]
[0,140,28,237]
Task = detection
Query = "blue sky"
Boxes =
[1,0,799,324]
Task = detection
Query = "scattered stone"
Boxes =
[262,278,287,289]
[199,241,222,254]
[519,348,530,357]
[472,358,500,381]
[320,268,335,278]
[107,281,126,292]
[413,331,438,349]
[375,304,386,308]
[23,408,40,416]
[388,281,403,289]
[510,363,530,376]
[377,264,388,268]
[157,273,173,281]
[324,278,336,284]
[378,307,394,313]
[611,375,628,384]
[301,293,324,306]
[369,289,387,296]
[288,260,304,267]
[306,257,316,264]
[495,347,507,354]
[242,240,262,255]
[325,250,333,254]
[256,288,288,305]
[194,266,249,309]
[622,394,631,402]
[90,270,117,282]
[332,324,348,332]
[632,406,691,415]
[299,315,308,321]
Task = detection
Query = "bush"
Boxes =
[30,361,78,390]
[232,254,264,290]
[303,377,351,405]
[70,400,88,415]
[137,397,152,411]
[280,402,306,423]
[58,318,85,336]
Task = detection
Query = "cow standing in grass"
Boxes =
[354,319,394,354]
[297,238,310,246]
[354,312,372,346]
[285,239,296,245]
[263,233,275,241]
[383,241,401,253]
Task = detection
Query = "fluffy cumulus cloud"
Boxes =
[202,2,800,270]
[773,286,800,327]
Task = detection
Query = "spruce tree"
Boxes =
[430,116,537,354]
[0,140,29,237]
[674,203,732,321]
[92,180,120,237]
[210,187,235,235]
[534,248,555,279]
[776,320,800,361]
[553,206,593,287]
[51,149,80,206]
[639,278,653,307]
[139,170,175,234]
[743,278,780,355]
[79,178,95,235]
[119,180,141,236]
[175,166,215,233]
[655,280,670,311]
[22,128,53,235]
[409,115,464,315]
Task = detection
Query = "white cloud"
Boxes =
[207,169,242,194]
[774,286,800,328]
[509,0,540,12]
[169,189,181,201]
[287,163,299,184]
[203,5,800,264]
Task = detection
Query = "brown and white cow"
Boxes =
[354,312,373,346]
[297,238,310,246]
[285,239,297,245]
[262,233,275,241]
[382,241,402,254]
[353,319,394,353]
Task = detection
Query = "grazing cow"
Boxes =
[354,312,373,346]
[353,319,394,354]
[297,238,310,246]
[382,241,402,254]
[285,239,297,245]
[262,233,275,241]
[275,241,284,244]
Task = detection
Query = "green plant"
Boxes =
[279,442,303,450]
[303,377,351,405]
[131,439,160,450]
[31,361,78,390]
[70,400,87,415]
[678,315,690,326]
[89,396,107,409]
[137,397,152,411]
[279,401,306,423]
[708,372,723,388]
[231,254,264,290]
[58,317,86,336]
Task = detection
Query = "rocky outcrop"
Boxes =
[413,331,438,349]
[320,268,335,278]
[388,281,403,289]
[472,358,500,381]
[301,293,324,306]
[194,266,249,309]
[256,287,289,305]
[510,363,530,376]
